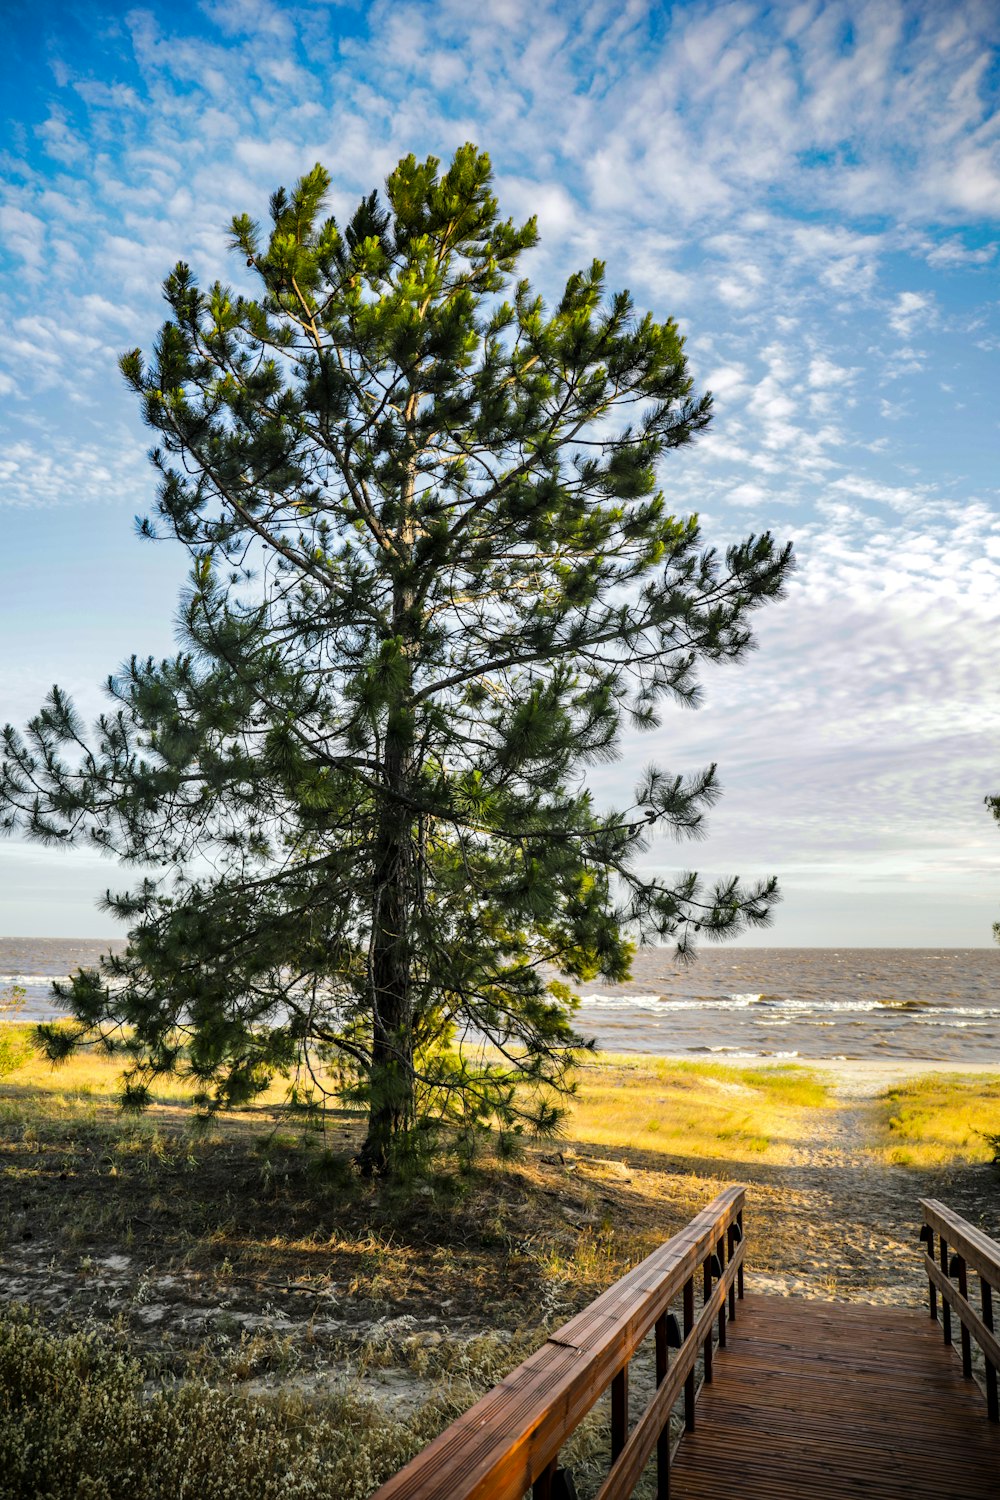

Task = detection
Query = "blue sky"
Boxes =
[1,0,999,944]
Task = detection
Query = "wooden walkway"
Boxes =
[670,1294,1000,1499]
[372,1189,1000,1500]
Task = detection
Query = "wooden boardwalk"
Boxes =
[670,1294,1000,1499]
[372,1190,1000,1500]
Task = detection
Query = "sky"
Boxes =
[1,0,999,945]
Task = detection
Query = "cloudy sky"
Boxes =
[1,0,999,944]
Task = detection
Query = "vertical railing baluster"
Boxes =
[982,1277,999,1423]
[610,1365,628,1462]
[532,1458,556,1500]
[954,1254,972,1378]
[922,1223,937,1320]
[655,1314,670,1499]
[737,1209,745,1301]
[727,1221,737,1322]
[703,1254,714,1385]
[941,1235,952,1346]
[684,1274,696,1431]
[717,1234,727,1350]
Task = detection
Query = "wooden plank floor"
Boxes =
[669,1294,1000,1498]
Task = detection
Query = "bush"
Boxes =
[981,1130,1000,1163]
[0,1308,442,1499]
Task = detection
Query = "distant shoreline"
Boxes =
[2,938,999,950]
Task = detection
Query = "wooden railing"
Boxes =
[371,1184,746,1500]
[920,1198,1000,1422]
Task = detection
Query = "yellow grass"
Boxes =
[1,1032,827,1158]
[567,1053,830,1162]
[877,1072,1000,1167]
[1,1032,830,1163]
[0,1026,303,1121]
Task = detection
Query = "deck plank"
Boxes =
[669,1295,1000,1499]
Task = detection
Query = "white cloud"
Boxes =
[727,480,770,505]
[889,290,934,339]
[808,356,855,389]
[925,235,997,268]
[0,205,46,271]
[703,363,749,402]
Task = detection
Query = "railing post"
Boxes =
[655,1314,670,1498]
[940,1235,952,1346]
[954,1255,973,1378]
[737,1209,745,1301]
[610,1365,628,1462]
[982,1277,999,1422]
[533,1459,556,1500]
[922,1223,937,1320]
[717,1235,727,1349]
[727,1221,737,1322]
[683,1274,696,1431]
[702,1254,714,1385]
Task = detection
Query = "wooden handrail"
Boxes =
[920,1198,1000,1422]
[371,1184,747,1500]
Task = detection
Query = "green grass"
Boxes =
[878,1072,1000,1166]
[0,1024,34,1080]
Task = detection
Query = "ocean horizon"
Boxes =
[3,939,999,1065]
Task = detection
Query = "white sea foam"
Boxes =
[0,974,72,987]
[698,1046,800,1059]
[578,993,768,1012]
[576,992,1000,1019]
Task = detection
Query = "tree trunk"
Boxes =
[359,746,416,1175]
[358,403,421,1179]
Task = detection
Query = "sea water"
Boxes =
[574,947,1000,1062]
[2,939,999,1063]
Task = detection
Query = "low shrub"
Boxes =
[0,1308,442,1499]
[981,1129,1000,1163]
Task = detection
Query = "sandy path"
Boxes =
[742,1059,999,1306]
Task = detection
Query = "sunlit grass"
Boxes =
[568,1053,831,1161]
[0,1031,830,1163]
[0,1024,306,1123]
[0,1023,834,1167]
[876,1072,1000,1167]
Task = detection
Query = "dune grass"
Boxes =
[877,1072,1000,1167]
[0,1024,293,1111]
[569,1053,830,1161]
[0,1028,831,1166]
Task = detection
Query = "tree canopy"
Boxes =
[1,145,792,1173]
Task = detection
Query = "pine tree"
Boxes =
[1,146,792,1175]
